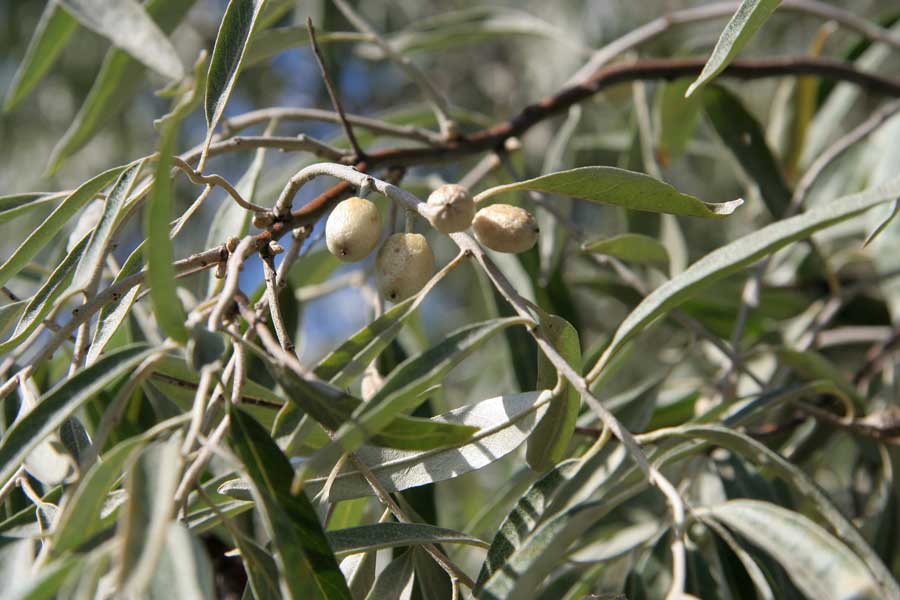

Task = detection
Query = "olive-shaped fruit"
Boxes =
[471,203,539,253]
[425,183,475,233]
[325,196,382,262]
[376,233,435,302]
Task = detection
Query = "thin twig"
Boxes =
[171,156,268,213]
[307,17,365,160]
[260,253,294,353]
[208,236,257,331]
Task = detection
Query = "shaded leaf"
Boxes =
[147,523,215,600]
[227,405,351,599]
[327,523,487,557]
[365,551,415,600]
[581,234,669,270]
[0,165,125,288]
[0,344,154,485]
[686,0,781,96]
[657,78,703,163]
[87,244,144,364]
[475,167,742,217]
[704,500,880,600]
[60,0,183,79]
[3,2,79,111]
[588,174,900,379]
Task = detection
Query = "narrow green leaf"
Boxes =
[117,437,183,596]
[475,166,742,217]
[232,533,281,600]
[0,192,67,226]
[71,160,143,291]
[46,0,196,174]
[147,523,216,600]
[0,165,125,288]
[526,315,581,471]
[327,523,487,557]
[657,78,703,163]
[0,344,154,485]
[8,555,81,600]
[0,234,89,354]
[588,174,900,379]
[685,0,781,97]
[301,390,552,501]
[581,234,669,270]
[325,318,528,455]
[59,0,184,79]
[366,551,415,600]
[146,112,188,343]
[3,2,79,112]
[87,244,144,364]
[228,406,351,599]
[704,85,792,217]
[0,300,27,336]
[704,500,880,600]
[205,0,268,144]
[51,435,147,555]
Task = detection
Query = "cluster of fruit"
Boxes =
[324,184,539,302]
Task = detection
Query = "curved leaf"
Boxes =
[0,344,154,486]
[0,164,125,289]
[704,500,880,600]
[59,0,184,79]
[204,0,267,146]
[0,192,67,226]
[3,2,79,112]
[87,244,144,364]
[227,405,351,600]
[327,523,487,557]
[588,174,900,380]
[685,0,781,97]
[474,166,742,217]
[581,234,669,270]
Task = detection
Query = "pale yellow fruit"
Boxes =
[425,184,475,233]
[325,196,382,262]
[472,204,539,253]
[376,233,435,302]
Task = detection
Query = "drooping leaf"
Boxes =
[0,165,125,288]
[231,533,281,600]
[227,405,351,600]
[117,437,183,596]
[704,85,792,217]
[59,0,184,79]
[3,2,79,112]
[364,551,415,600]
[46,0,196,174]
[685,0,781,97]
[145,103,188,344]
[71,160,143,291]
[0,234,89,354]
[0,344,154,485]
[581,234,669,270]
[587,174,900,380]
[147,523,216,600]
[474,167,742,217]
[704,500,880,600]
[299,390,552,501]
[327,523,487,557]
[526,315,581,472]
[657,78,703,164]
[204,0,268,150]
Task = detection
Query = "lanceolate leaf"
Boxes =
[145,110,189,344]
[71,160,143,291]
[685,0,781,97]
[231,533,281,600]
[59,0,184,79]
[526,315,581,472]
[364,551,415,600]
[704,500,880,600]
[301,390,552,501]
[0,300,26,336]
[0,192,67,225]
[588,174,900,380]
[704,86,792,217]
[327,523,487,557]
[227,405,351,600]
[46,0,196,174]
[0,234,89,354]
[0,344,154,486]
[0,165,125,288]
[657,78,703,163]
[204,0,268,149]
[147,523,216,600]
[3,2,78,112]
[474,167,742,218]
[87,244,144,364]
[582,233,670,270]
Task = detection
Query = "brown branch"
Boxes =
[307,17,365,161]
